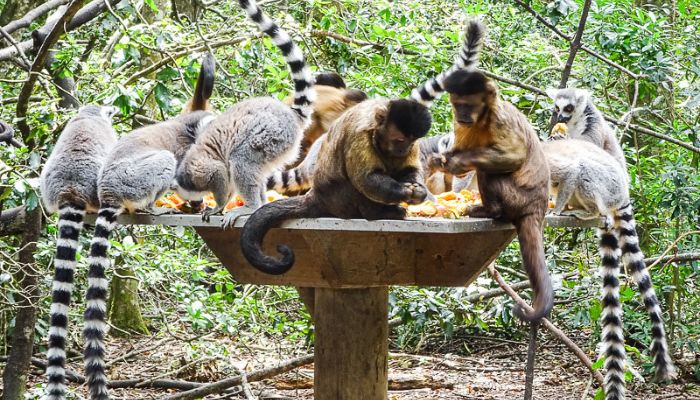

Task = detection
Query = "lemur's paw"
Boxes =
[221,206,256,229]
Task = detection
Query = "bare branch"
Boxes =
[557,0,592,89]
[0,26,30,68]
[512,0,640,79]
[0,0,121,62]
[0,121,23,148]
[310,29,420,56]
[487,264,605,386]
[1,0,70,36]
[605,117,700,154]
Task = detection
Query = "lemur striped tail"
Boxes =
[237,0,315,121]
[45,203,86,400]
[410,19,485,104]
[598,228,626,400]
[266,167,311,194]
[614,204,676,382]
[83,205,122,400]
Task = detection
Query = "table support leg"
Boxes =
[524,320,539,400]
[314,287,388,400]
[296,287,316,317]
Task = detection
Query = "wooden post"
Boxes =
[524,320,539,400]
[314,287,388,400]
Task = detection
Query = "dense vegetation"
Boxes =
[0,0,698,398]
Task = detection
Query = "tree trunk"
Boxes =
[0,0,44,28]
[1,207,42,400]
[106,262,149,336]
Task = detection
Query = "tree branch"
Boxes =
[1,0,70,37]
[0,121,23,148]
[0,206,26,236]
[557,0,592,89]
[15,0,84,144]
[644,252,700,266]
[511,0,640,79]
[0,0,120,62]
[487,264,605,386]
[310,29,420,56]
[163,354,314,400]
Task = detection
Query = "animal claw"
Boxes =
[221,206,255,229]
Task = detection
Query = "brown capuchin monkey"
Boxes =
[241,98,432,275]
[430,70,552,321]
[284,72,367,164]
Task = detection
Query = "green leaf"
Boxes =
[144,0,159,13]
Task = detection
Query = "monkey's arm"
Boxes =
[359,169,417,205]
[434,135,527,175]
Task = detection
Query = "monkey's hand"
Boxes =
[402,182,428,205]
[429,152,474,177]
[202,205,224,222]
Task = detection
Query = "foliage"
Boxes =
[0,0,698,388]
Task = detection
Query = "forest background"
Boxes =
[0,0,698,399]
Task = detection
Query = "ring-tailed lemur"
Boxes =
[546,88,626,170]
[175,0,315,228]
[267,131,325,194]
[410,18,485,105]
[39,105,119,400]
[544,138,676,399]
[81,56,215,400]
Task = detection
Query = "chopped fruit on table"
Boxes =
[156,191,287,213]
[404,189,481,218]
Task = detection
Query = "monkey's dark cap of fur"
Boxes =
[346,89,368,103]
[388,99,431,138]
[443,70,488,96]
[314,72,346,89]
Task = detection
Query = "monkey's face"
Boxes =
[376,122,415,158]
[449,93,487,127]
[553,102,575,123]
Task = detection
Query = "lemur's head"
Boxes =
[546,88,591,125]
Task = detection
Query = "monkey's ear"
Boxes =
[574,88,590,103]
[101,106,121,121]
[356,103,388,133]
[545,88,559,99]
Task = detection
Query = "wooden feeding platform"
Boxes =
[111,213,602,400]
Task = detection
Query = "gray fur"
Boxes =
[547,88,626,170]
[543,139,627,215]
[417,133,475,194]
[98,111,215,210]
[40,105,119,213]
[267,131,325,194]
[176,98,302,225]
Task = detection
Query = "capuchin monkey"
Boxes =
[543,138,675,399]
[80,54,216,400]
[39,105,119,400]
[430,70,552,322]
[174,0,315,228]
[240,99,432,275]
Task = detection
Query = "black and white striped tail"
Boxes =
[83,206,121,400]
[410,19,485,104]
[237,0,315,122]
[266,167,311,194]
[45,203,86,400]
[615,204,676,382]
[598,228,626,400]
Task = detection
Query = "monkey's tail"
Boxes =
[45,202,86,400]
[614,203,676,382]
[188,53,215,112]
[240,196,320,275]
[83,205,122,400]
[237,0,315,122]
[597,227,626,400]
[410,18,485,104]
[266,167,311,194]
[512,214,553,321]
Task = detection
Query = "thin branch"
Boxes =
[0,96,46,105]
[0,0,120,62]
[1,0,71,36]
[15,0,85,144]
[0,121,23,148]
[605,117,700,154]
[643,252,700,266]
[557,0,592,89]
[512,0,640,79]
[647,231,700,271]
[0,26,31,68]
[487,264,605,386]
[310,29,420,56]
[164,354,314,400]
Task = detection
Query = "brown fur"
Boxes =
[285,85,367,164]
[240,98,431,274]
[432,72,552,321]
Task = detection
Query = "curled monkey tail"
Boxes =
[266,167,311,194]
[188,53,216,112]
[83,205,123,400]
[45,202,86,400]
[597,227,626,400]
[410,18,485,104]
[512,214,553,322]
[240,196,320,275]
[237,0,315,121]
[614,204,676,382]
